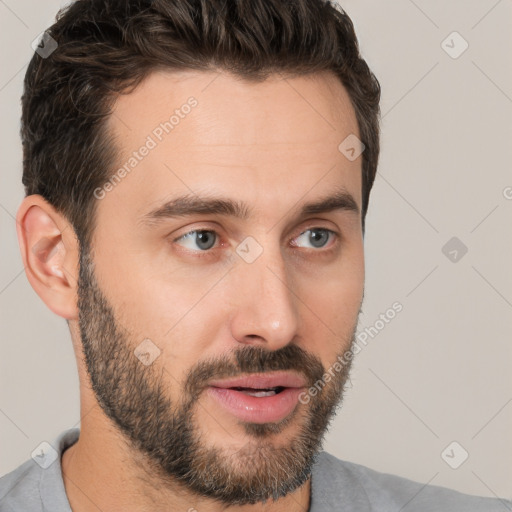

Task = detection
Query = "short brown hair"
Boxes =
[21,0,381,248]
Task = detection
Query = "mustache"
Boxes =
[183,343,326,400]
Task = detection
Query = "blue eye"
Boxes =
[175,230,218,251]
[294,228,335,249]
[174,227,338,254]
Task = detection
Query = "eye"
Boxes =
[173,227,338,255]
[174,229,219,252]
[292,228,337,249]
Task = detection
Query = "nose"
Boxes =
[229,243,300,350]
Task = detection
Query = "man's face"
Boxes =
[77,70,364,505]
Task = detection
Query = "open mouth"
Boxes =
[226,386,286,397]
[207,379,305,423]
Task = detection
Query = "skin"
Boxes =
[16,69,365,512]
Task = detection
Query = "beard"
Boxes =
[76,244,358,506]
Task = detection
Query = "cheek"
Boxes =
[313,237,364,301]
[92,216,363,385]
[300,246,364,355]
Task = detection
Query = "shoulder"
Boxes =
[310,451,512,512]
[0,458,43,511]
[0,428,79,512]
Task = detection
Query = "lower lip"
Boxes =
[206,386,304,424]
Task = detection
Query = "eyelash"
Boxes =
[172,226,340,258]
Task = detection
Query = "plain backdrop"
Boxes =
[1,0,511,500]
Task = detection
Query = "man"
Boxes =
[0,0,509,510]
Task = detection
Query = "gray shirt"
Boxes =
[1,428,510,511]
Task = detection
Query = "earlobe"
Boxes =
[16,195,79,320]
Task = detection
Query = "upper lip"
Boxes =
[208,371,307,389]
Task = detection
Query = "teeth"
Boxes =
[240,389,277,397]
[226,386,285,397]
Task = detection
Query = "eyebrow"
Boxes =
[139,188,359,226]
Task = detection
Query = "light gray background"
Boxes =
[1,0,511,501]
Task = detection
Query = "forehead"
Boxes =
[103,69,362,220]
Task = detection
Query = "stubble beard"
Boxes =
[76,245,357,506]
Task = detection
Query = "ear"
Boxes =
[16,195,80,320]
